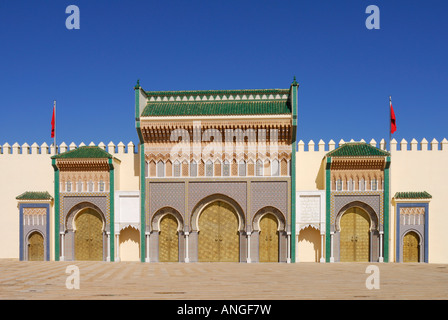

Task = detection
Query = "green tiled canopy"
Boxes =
[326,142,390,157]
[51,146,113,159]
[141,89,291,117]
[16,191,53,201]
[394,191,432,199]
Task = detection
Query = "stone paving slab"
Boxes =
[0,259,447,300]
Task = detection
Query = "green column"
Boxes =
[109,158,115,262]
[52,159,60,261]
[325,157,331,262]
[290,77,298,262]
[140,143,146,262]
[383,156,391,262]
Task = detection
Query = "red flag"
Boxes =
[51,105,55,138]
[390,103,397,134]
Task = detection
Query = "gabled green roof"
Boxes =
[142,100,291,117]
[51,146,113,159]
[394,191,432,199]
[16,191,53,201]
[326,142,390,157]
[141,88,291,117]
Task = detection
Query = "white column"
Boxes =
[116,232,120,262]
[320,234,325,263]
[246,232,251,263]
[379,231,384,262]
[286,231,291,263]
[106,232,110,262]
[145,232,150,262]
[185,232,190,263]
[60,232,65,261]
[330,232,335,263]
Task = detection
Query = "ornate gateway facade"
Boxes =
[1,78,447,263]
[134,79,299,263]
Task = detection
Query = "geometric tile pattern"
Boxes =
[331,191,383,226]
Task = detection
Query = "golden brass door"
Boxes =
[340,207,370,262]
[403,231,420,262]
[159,214,179,262]
[259,214,279,262]
[75,209,103,261]
[28,232,44,261]
[198,201,239,262]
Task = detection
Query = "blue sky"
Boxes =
[0,1,447,150]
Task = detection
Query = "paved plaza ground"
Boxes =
[0,259,447,300]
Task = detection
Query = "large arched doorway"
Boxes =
[28,231,44,261]
[403,231,420,263]
[339,207,371,262]
[198,201,239,262]
[74,208,104,261]
[159,214,179,262]
[259,214,279,262]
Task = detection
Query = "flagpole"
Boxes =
[389,96,392,151]
[54,100,57,154]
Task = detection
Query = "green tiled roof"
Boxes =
[326,142,390,157]
[142,100,291,117]
[145,88,290,97]
[141,88,291,116]
[394,191,432,199]
[16,191,53,201]
[51,146,113,159]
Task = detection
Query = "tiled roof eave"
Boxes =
[16,191,53,201]
[394,191,432,200]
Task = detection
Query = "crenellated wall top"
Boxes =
[0,141,138,156]
[296,138,448,153]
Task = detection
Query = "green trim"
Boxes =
[383,156,390,262]
[140,143,146,262]
[290,80,298,262]
[325,157,331,262]
[108,158,115,262]
[136,121,143,144]
[135,85,140,121]
[52,159,60,261]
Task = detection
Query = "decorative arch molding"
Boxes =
[65,201,107,232]
[118,224,140,233]
[252,206,286,232]
[335,201,379,232]
[298,223,320,233]
[151,207,184,232]
[190,194,246,232]
[26,229,45,243]
[401,229,423,246]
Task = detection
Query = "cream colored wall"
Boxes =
[389,138,448,263]
[295,138,448,263]
[1,138,447,263]
[0,141,140,260]
[0,143,55,259]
